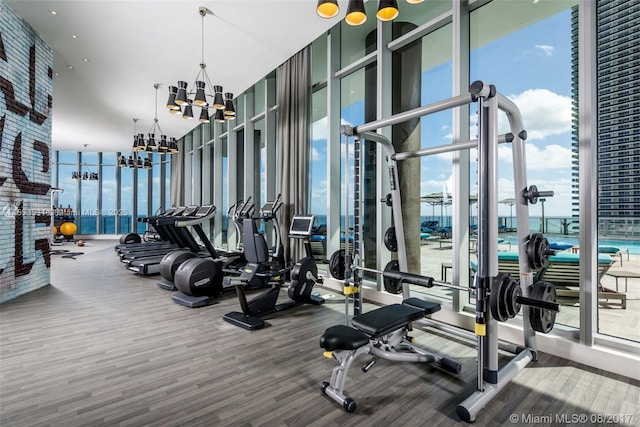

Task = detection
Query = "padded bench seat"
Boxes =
[320,300,441,352]
[352,304,426,337]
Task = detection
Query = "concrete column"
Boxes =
[392,22,422,273]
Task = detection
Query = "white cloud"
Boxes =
[504,89,572,141]
[312,117,353,141]
[535,44,555,56]
[311,147,321,161]
[497,143,572,170]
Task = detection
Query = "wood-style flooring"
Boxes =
[1,240,639,426]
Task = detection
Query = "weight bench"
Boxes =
[319,298,461,412]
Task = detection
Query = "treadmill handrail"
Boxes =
[175,205,217,227]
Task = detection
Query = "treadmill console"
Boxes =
[289,215,315,238]
[195,205,216,217]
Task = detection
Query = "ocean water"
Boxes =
[313,215,640,255]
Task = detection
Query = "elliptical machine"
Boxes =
[170,198,272,308]
[223,212,324,330]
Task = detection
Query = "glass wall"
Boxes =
[412,21,455,298]
[471,0,578,326]
[56,151,78,212]
[254,119,266,209]
[221,138,229,246]
[595,0,640,343]
[51,150,170,235]
[152,153,162,215]
[165,0,638,363]
[78,152,99,234]
[310,87,328,259]
[101,153,117,233]
[120,164,133,234]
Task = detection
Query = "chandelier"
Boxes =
[71,162,99,180]
[317,0,422,26]
[118,153,152,169]
[166,6,235,123]
[134,85,178,153]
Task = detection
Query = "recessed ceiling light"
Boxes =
[72,35,78,39]
[50,10,57,15]
[82,58,89,62]
[67,65,73,69]
[54,72,60,76]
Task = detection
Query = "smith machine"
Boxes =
[320,81,559,422]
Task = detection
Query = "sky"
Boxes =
[311,8,574,219]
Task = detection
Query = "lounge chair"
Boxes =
[598,245,630,267]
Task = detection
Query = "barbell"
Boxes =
[329,250,436,291]
[328,250,559,333]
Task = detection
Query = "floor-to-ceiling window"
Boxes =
[119,160,134,234]
[471,0,578,327]
[152,152,161,215]
[254,119,266,210]
[162,0,638,367]
[595,0,640,343]
[311,87,328,258]
[221,137,229,246]
[56,151,78,213]
[100,153,117,233]
[78,152,98,234]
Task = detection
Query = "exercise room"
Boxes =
[1,0,639,425]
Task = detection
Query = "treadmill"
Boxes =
[114,207,183,254]
[128,205,216,276]
[119,206,200,263]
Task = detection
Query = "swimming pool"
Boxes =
[501,236,640,255]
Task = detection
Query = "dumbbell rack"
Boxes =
[338,81,557,422]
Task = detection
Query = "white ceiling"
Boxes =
[7,0,344,152]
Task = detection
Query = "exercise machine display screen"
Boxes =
[196,205,214,216]
[289,215,315,237]
[261,202,274,216]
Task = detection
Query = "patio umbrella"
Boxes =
[421,192,452,227]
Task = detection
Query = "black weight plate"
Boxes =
[537,237,550,269]
[526,233,542,270]
[329,250,346,280]
[383,260,402,294]
[490,273,510,322]
[384,227,398,252]
[505,279,522,318]
[529,281,557,334]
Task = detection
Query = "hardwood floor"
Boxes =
[1,240,639,426]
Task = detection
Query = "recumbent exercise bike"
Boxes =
[223,213,324,330]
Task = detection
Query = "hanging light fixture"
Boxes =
[168,6,235,122]
[376,0,399,21]
[317,0,413,26]
[138,85,174,151]
[345,0,367,26]
[71,162,99,180]
[316,0,339,18]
